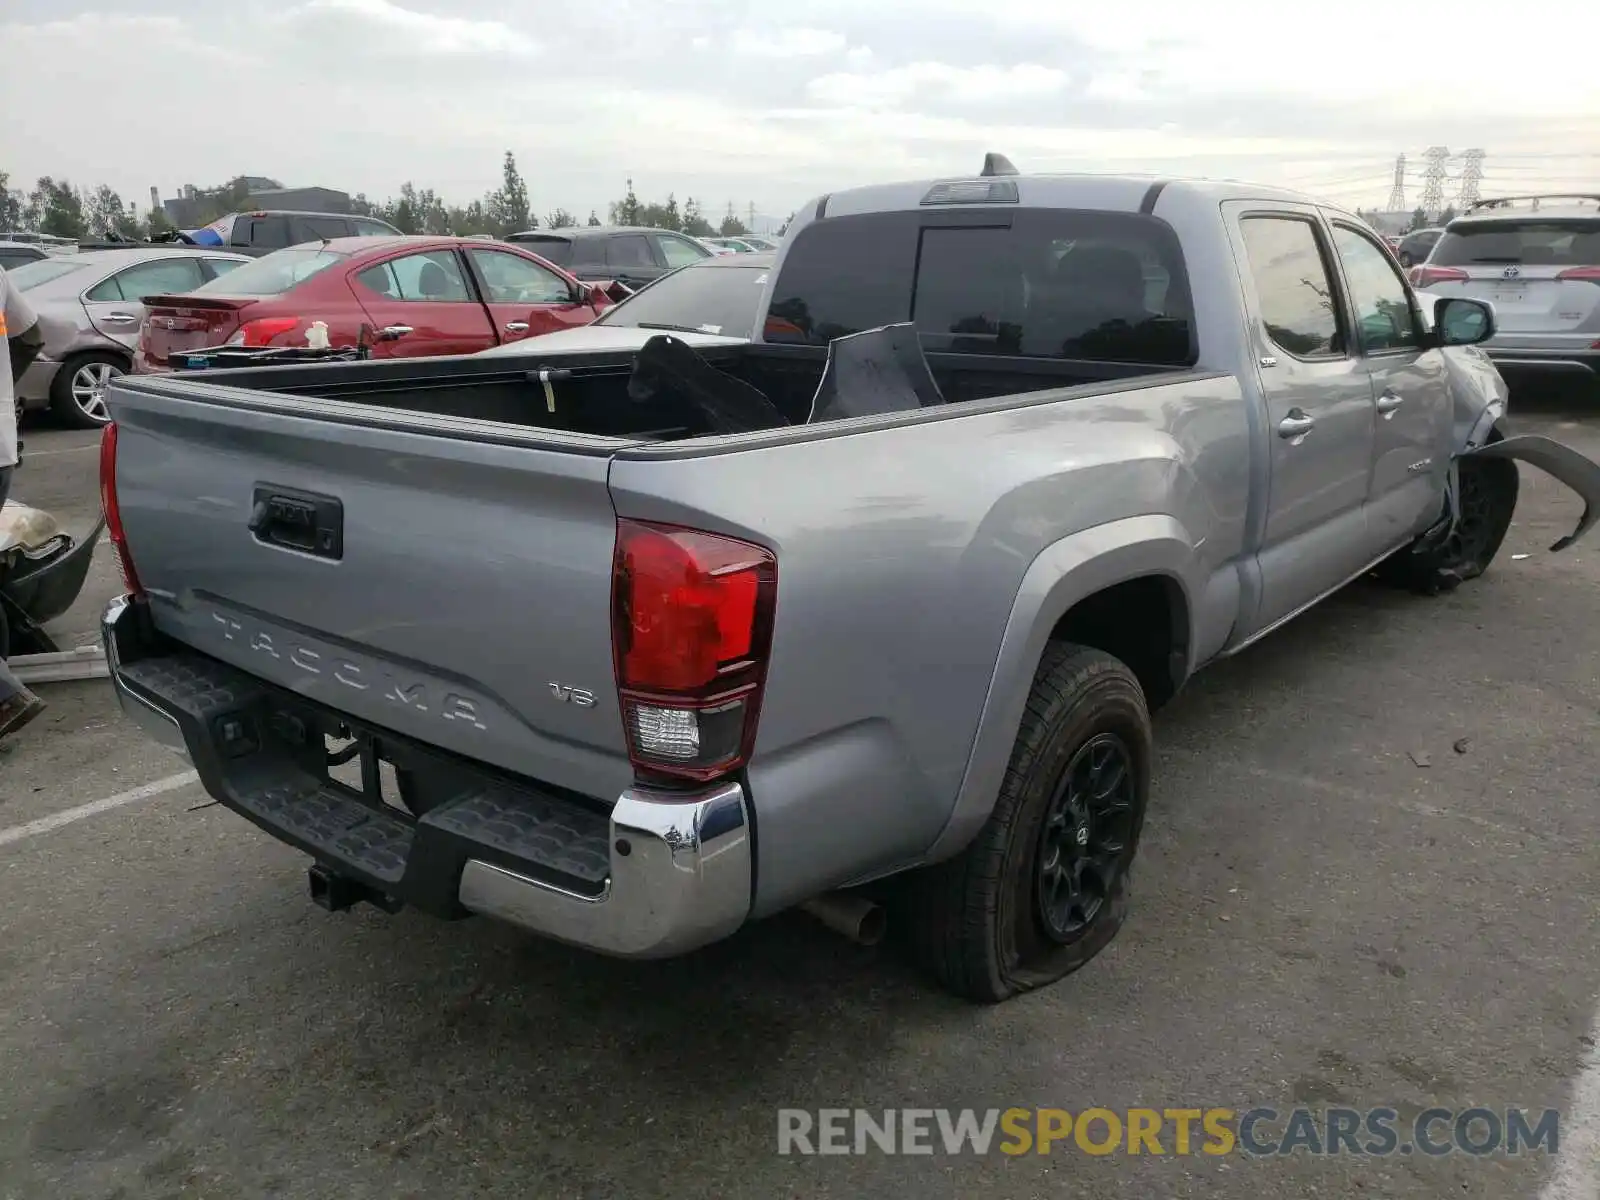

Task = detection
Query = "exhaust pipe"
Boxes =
[800,892,886,947]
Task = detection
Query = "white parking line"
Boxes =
[1540,1005,1600,1199]
[0,770,198,849]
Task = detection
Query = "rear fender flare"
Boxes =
[920,514,1199,863]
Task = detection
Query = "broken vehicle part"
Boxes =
[626,333,789,434]
[1458,434,1600,552]
[806,322,946,424]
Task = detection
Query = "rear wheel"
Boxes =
[901,643,1151,1003]
[49,352,125,429]
[1376,455,1519,593]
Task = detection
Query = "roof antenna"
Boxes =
[981,152,1019,177]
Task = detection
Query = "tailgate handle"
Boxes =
[249,486,344,560]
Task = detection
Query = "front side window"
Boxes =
[764,208,1195,365]
[356,250,472,301]
[87,257,207,301]
[469,248,572,304]
[1238,216,1344,359]
[657,234,710,268]
[1332,225,1421,353]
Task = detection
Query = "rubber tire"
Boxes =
[1374,456,1519,595]
[49,351,125,430]
[900,643,1152,1003]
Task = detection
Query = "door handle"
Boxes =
[1277,410,1315,441]
[504,321,529,333]
[375,325,412,342]
[1376,390,1405,417]
[102,312,137,324]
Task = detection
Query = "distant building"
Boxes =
[159,177,352,227]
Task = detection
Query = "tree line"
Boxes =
[1,151,787,242]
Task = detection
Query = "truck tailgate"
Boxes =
[108,381,635,802]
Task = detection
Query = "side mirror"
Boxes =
[1435,296,1495,347]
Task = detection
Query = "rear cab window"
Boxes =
[292,215,353,241]
[1431,218,1600,268]
[192,248,347,296]
[763,208,1196,366]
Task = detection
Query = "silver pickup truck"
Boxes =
[98,162,1600,1003]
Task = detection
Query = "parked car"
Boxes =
[0,231,77,253]
[184,210,403,256]
[7,247,251,427]
[98,159,1600,1005]
[477,253,774,355]
[0,241,49,271]
[1407,195,1600,390]
[1396,226,1444,267]
[703,236,761,254]
[134,236,614,372]
[503,225,714,290]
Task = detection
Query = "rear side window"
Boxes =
[0,250,41,271]
[1238,216,1344,359]
[193,248,347,296]
[86,257,207,301]
[607,235,655,268]
[764,208,1196,365]
[1431,219,1600,267]
[294,215,352,241]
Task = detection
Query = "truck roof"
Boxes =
[806,168,1355,223]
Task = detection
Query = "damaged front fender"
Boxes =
[1458,435,1600,552]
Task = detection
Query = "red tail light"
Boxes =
[99,422,145,598]
[227,316,300,347]
[611,519,777,784]
[1556,266,1600,282]
[1411,265,1470,288]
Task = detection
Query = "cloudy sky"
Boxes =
[4,0,1597,226]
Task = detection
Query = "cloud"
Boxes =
[729,27,848,57]
[808,62,1068,109]
[287,0,537,56]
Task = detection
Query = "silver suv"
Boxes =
[1409,195,1600,389]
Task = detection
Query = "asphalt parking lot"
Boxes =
[2,398,1599,1200]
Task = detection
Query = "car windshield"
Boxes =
[191,248,347,296]
[1430,218,1600,267]
[596,260,771,338]
[6,257,90,290]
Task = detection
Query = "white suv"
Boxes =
[1410,195,1600,390]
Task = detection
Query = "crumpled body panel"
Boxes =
[1459,435,1600,552]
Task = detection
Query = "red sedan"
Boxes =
[134,235,615,370]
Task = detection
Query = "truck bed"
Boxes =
[143,340,1182,442]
